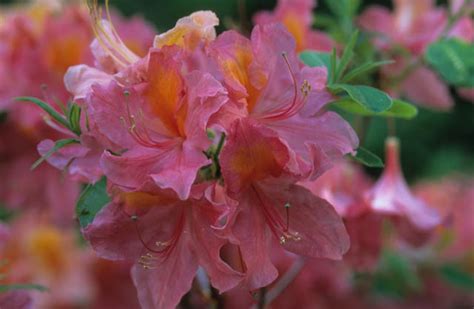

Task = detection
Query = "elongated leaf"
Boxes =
[350,147,384,168]
[342,60,394,83]
[76,177,110,228]
[31,138,79,170]
[329,84,392,112]
[0,284,48,293]
[299,51,331,70]
[332,99,418,119]
[440,264,474,290]
[67,103,82,135]
[335,31,359,82]
[425,39,474,87]
[15,97,69,129]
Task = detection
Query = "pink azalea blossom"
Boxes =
[0,214,95,308]
[359,0,474,110]
[87,46,228,199]
[210,24,358,180]
[84,184,243,309]
[253,0,334,52]
[302,162,383,270]
[366,137,441,230]
[219,119,350,290]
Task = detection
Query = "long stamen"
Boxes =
[86,0,139,67]
[251,186,301,245]
[261,52,311,121]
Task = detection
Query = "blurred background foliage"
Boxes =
[1,0,472,183]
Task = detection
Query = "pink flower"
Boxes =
[84,184,243,309]
[0,214,95,308]
[359,0,474,110]
[253,0,334,52]
[88,47,228,199]
[366,137,441,230]
[210,24,358,180]
[301,162,383,270]
[219,119,350,290]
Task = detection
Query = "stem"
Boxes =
[263,257,306,305]
[257,287,266,309]
[442,0,473,37]
[387,117,396,137]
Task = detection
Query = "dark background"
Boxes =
[1,0,472,182]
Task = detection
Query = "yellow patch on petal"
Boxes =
[121,191,174,210]
[220,48,265,113]
[154,11,219,50]
[44,36,85,75]
[231,141,282,184]
[26,226,66,276]
[145,57,186,137]
[282,13,306,52]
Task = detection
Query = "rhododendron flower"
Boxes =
[253,0,334,52]
[366,137,441,230]
[84,184,243,308]
[154,10,219,49]
[416,177,474,259]
[302,162,383,270]
[219,119,350,290]
[0,214,95,308]
[87,47,228,199]
[0,122,79,222]
[210,24,358,180]
[359,0,474,110]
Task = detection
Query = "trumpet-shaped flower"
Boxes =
[366,137,441,230]
[89,47,228,199]
[253,0,334,52]
[84,184,243,309]
[210,24,358,180]
[359,0,474,110]
[219,119,350,290]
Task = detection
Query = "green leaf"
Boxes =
[66,103,82,136]
[342,60,394,83]
[76,177,110,228]
[299,51,331,70]
[329,84,393,112]
[31,138,79,170]
[440,264,474,290]
[330,49,337,84]
[15,97,70,129]
[335,30,358,82]
[0,111,7,124]
[425,39,474,87]
[0,205,15,222]
[324,0,361,18]
[0,284,48,293]
[350,147,384,168]
[332,99,418,119]
[373,250,422,298]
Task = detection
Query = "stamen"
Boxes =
[120,204,185,269]
[252,186,302,246]
[260,52,311,121]
[86,0,139,68]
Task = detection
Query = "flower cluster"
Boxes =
[1,0,473,308]
[38,5,362,306]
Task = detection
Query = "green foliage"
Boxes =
[76,177,110,228]
[0,205,15,222]
[15,97,83,135]
[425,39,474,87]
[350,147,384,168]
[439,264,474,290]
[0,284,48,293]
[299,51,331,71]
[31,138,79,170]
[15,97,70,129]
[332,99,418,119]
[328,84,393,112]
[373,251,423,298]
